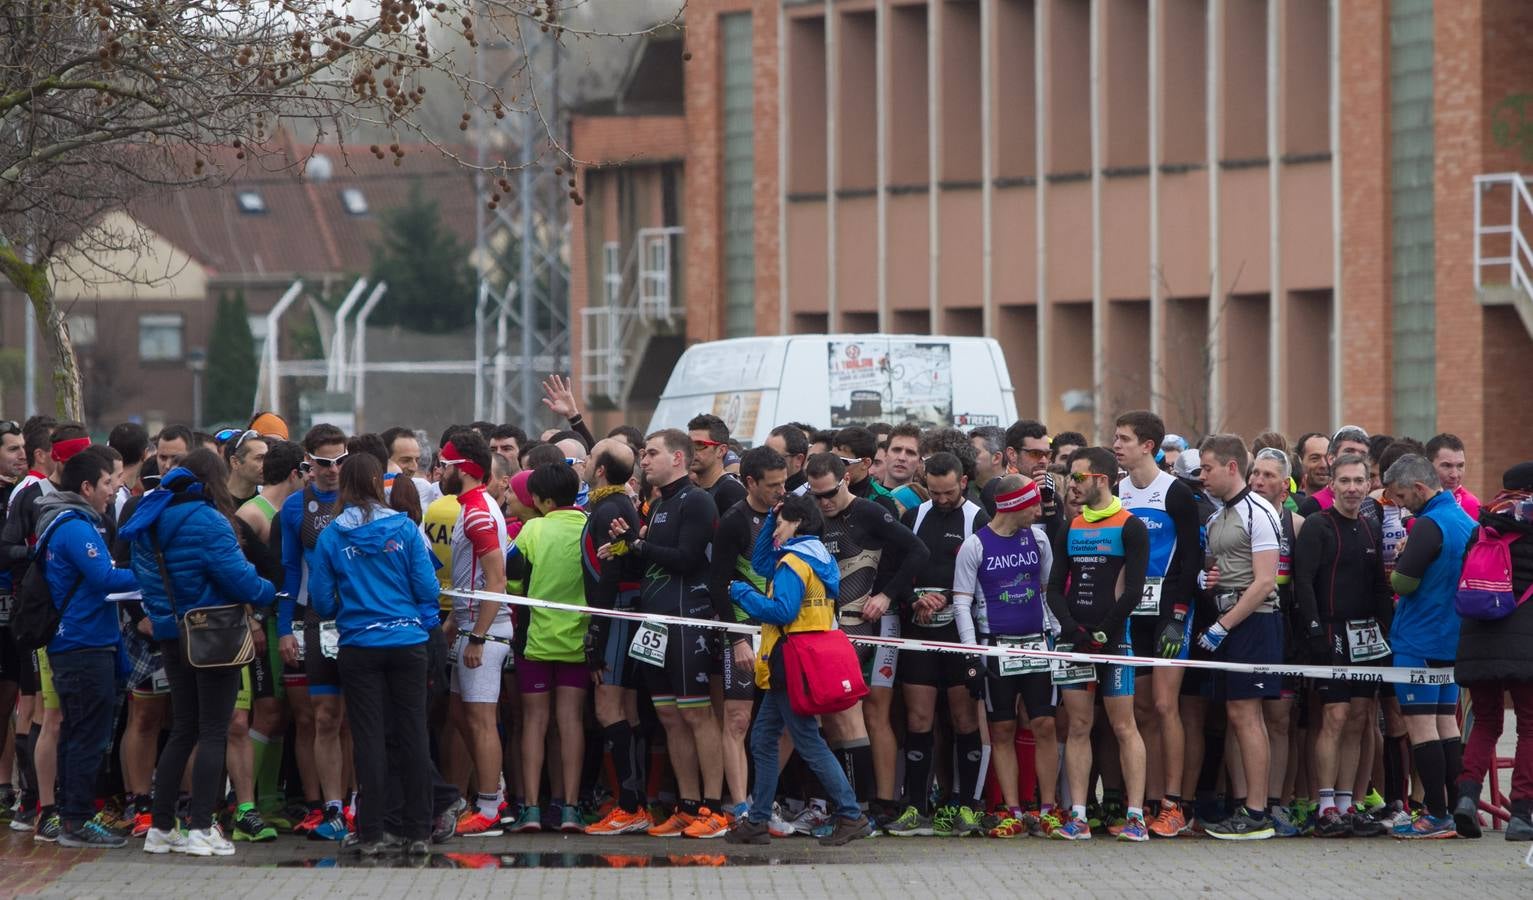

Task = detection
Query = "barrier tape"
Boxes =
[446,588,1455,685]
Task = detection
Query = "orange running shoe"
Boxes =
[294,808,324,835]
[1148,802,1189,839]
[586,806,655,836]
[132,812,154,838]
[646,810,697,837]
[456,809,505,838]
[681,807,730,839]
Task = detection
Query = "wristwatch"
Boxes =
[467,633,488,646]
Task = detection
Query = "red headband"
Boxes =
[995,481,1041,513]
[50,437,91,463]
[440,441,485,481]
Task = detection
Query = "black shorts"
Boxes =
[1129,616,1159,662]
[642,623,716,706]
[720,642,755,702]
[1315,632,1382,704]
[597,616,642,691]
[899,622,975,689]
[0,623,21,685]
[301,611,342,696]
[1209,613,1282,702]
[983,651,1055,723]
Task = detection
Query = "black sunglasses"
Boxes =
[0,420,20,437]
[810,485,842,500]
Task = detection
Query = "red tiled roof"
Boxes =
[128,140,481,279]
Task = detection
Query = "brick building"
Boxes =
[571,0,1533,498]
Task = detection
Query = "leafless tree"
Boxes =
[0,0,682,418]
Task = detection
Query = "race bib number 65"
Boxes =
[628,621,668,668]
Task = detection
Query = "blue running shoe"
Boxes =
[309,809,350,842]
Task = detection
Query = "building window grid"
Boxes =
[1389,0,1435,438]
[139,313,185,362]
[721,12,756,338]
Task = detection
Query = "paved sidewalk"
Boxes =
[6,829,1531,899]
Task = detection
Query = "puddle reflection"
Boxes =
[277,851,815,870]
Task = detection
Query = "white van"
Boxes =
[647,334,1018,446]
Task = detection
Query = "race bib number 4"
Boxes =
[997,635,1051,675]
[1346,618,1390,662]
[1050,643,1096,686]
[628,621,668,668]
[1133,579,1163,617]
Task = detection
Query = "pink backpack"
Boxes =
[1455,527,1533,621]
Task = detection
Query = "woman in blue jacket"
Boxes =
[307,453,441,856]
[122,449,275,858]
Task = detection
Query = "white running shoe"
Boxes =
[789,805,831,836]
[184,825,236,858]
[768,804,796,838]
[143,827,189,855]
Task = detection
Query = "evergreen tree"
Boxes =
[370,180,476,333]
[205,290,258,424]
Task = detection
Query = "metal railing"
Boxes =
[1473,173,1533,294]
[581,226,684,405]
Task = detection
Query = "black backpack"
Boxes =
[11,522,81,652]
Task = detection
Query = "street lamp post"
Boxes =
[187,348,207,430]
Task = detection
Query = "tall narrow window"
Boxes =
[722,12,756,338]
[1390,0,1434,437]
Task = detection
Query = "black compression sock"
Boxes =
[904,730,935,815]
[1383,734,1403,807]
[955,731,983,808]
[1412,739,1448,818]
[602,721,639,812]
[14,730,34,799]
[843,739,874,806]
[1441,737,1464,808]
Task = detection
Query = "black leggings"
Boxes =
[339,642,433,842]
[153,640,239,831]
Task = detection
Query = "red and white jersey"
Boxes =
[451,485,511,632]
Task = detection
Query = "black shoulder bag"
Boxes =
[151,520,254,669]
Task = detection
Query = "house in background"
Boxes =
[1,143,479,434]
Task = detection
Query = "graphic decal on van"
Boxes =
[711,391,763,440]
[828,340,953,428]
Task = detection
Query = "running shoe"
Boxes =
[930,804,958,837]
[682,807,730,839]
[1361,788,1386,813]
[560,804,585,834]
[33,811,62,843]
[988,811,1027,839]
[726,801,749,823]
[1315,809,1351,838]
[1349,810,1389,837]
[1033,810,1063,839]
[953,806,984,837]
[1269,806,1301,838]
[768,805,796,838]
[91,808,134,839]
[1148,802,1188,838]
[585,806,653,836]
[432,798,467,844]
[788,805,830,836]
[0,789,16,824]
[509,805,542,834]
[9,805,36,833]
[267,802,308,832]
[884,805,933,837]
[1203,808,1274,841]
[59,820,128,849]
[293,807,324,835]
[457,809,505,838]
[1372,801,1412,833]
[646,810,697,838]
[1117,812,1149,842]
[1051,815,1092,841]
[309,809,350,842]
[143,826,189,855]
[1100,799,1127,835]
[1393,813,1456,840]
[232,808,278,842]
[184,825,236,857]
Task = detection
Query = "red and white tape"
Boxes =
[445,588,1454,686]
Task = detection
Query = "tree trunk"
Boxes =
[0,245,83,421]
